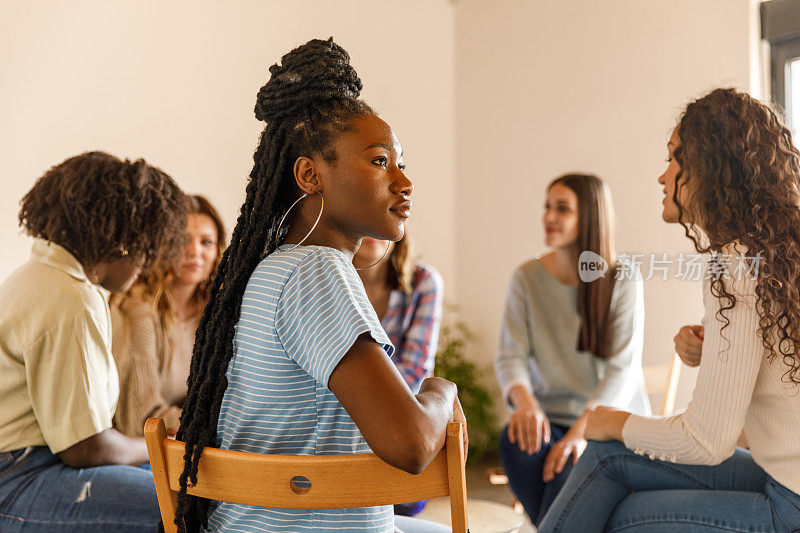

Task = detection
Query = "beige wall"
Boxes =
[0,0,457,293]
[1,1,763,419]
[454,0,754,416]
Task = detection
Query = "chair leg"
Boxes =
[446,423,469,533]
[144,418,179,533]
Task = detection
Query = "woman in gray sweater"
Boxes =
[495,173,651,526]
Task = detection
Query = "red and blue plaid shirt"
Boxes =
[381,264,444,394]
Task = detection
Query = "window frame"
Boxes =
[763,0,800,119]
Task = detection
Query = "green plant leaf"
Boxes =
[433,304,499,463]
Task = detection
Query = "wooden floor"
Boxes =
[463,454,536,533]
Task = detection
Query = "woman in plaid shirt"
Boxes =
[354,234,444,517]
[354,234,444,394]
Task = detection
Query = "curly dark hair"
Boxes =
[19,151,187,270]
[174,38,374,532]
[673,87,800,385]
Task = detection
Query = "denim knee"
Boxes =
[499,425,520,458]
[499,425,550,463]
[499,425,517,447]
[585,440,628,456]
[577,440,630,467]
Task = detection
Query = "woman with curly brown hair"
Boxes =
[110,195,226,437]
[0,151,186,532]
[538,88,800,532]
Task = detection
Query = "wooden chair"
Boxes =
[144,418,469,533]
[643,353,683,416]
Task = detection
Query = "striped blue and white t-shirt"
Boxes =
[206,245,395,533]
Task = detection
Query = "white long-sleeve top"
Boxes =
[622,268,800,495]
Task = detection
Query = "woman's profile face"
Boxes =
[543,183,579,249]
[176,213,219,287]
[658,128,692,224]
[317,114,413,243]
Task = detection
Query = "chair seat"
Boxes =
[418,497,524,533]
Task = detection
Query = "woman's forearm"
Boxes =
[508,383,538,411]
[58,429,149,468]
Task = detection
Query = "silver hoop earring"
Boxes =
[354,240,392,271]
[274,190,324,251]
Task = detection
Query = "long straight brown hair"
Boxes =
[549,173,618,360]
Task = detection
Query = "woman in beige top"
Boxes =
[539,89,800,532]
[0,151,186,532]
[111,195,226,436]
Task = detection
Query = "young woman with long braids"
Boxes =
[174,39,464,533]
[539,89,800,532]
[0,151,186,532]
[110,195,226,437]
[494,174,651,526]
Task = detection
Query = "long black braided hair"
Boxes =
[174,38,374,532]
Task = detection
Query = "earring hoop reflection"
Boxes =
[354,240,391,271]
[273,190,324,251]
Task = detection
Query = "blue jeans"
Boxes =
[395,500,427,516]
[0,446,161,532]
[538,440,800,532]
[499,423,573,526]
[394,514,451,532]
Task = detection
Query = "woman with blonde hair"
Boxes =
[111,194,226,436]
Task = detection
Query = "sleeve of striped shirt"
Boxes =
[622,275,762,465]
[392,266,443,393]
[275,249,393,389]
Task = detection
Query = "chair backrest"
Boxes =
[643,353,682,416]
[144,418,469,533]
